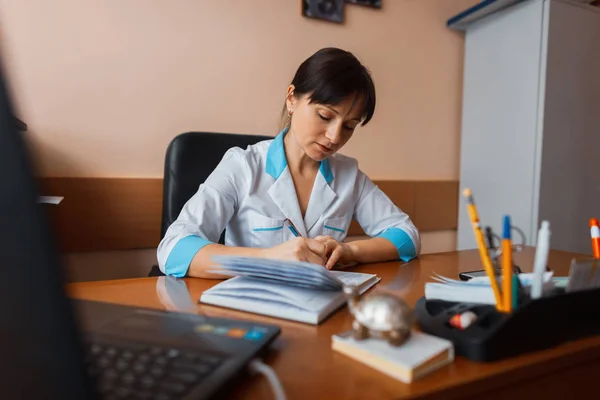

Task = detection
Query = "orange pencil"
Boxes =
[502,216,513,312]
[590,218,600,259]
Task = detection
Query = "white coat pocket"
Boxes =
[250,213,285,248]
[323,215,351,242]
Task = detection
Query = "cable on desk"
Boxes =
[248,359,287,400]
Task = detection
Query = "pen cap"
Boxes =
[536,220,551,250]
[540,220,550,233]
[503,216,511,239]
[590,218,600,238]
[541,221,549,229]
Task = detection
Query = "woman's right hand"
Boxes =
[259,238,328,266]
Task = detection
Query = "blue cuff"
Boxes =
[165,235,213,277]
[377,228,417,262]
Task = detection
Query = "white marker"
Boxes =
[531,221,551,299]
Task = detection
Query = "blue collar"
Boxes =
[265,128,333,184]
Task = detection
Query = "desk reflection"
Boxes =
[156,276,197,313]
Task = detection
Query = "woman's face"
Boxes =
[286,87,364,162]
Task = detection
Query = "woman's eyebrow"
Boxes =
[322,105,339,115]
[321,105,362,121]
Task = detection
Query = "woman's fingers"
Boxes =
[326,247,343,269]
[314,235,331,242]
[305,238,328,258]
[305,248,326,265]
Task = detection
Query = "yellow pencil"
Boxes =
[463,189,504,312]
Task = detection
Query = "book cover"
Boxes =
[331,330,454,383]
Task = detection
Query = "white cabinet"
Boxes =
[454,0,600,254]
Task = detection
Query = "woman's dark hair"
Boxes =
[283,47,376,127]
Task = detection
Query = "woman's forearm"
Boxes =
[187,237,402,278]
[188,243,265,278]
[347,237,399,264]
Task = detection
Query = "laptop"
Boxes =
[0,62,281,399]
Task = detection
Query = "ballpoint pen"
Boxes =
[462,189,503,312]
[502,215,513,312]
[285,218,302,237]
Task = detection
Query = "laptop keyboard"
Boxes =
[85,341,225,400]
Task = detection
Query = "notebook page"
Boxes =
[211,255,342,290]
[331,271,378,288]
[204,276,342,313]
[202,289,313,312]
[209,269,339,290]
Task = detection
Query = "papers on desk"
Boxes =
[567,258,600,292]
[200,256,380,324]
[425,272,556,305]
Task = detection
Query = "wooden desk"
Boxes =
[68,249,600,399]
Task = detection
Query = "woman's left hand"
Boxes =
[314,235,356,269]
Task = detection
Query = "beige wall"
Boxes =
[1,0,475,180]
[0,1,476,278]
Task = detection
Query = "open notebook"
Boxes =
[200,256,380,324]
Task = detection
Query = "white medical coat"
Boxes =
[157,130,420,277]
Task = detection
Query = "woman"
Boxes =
[157,47,420,278]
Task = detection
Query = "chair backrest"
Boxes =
[160,131,272,241]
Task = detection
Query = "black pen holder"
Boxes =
[414,287,600,362]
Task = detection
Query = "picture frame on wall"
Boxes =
[302,0,344,23]
[345,0,382,8]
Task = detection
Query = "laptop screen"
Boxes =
[0,60,94,398]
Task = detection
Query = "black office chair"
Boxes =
[148,131,272,277]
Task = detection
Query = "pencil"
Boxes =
[502,215,513,312]
[462,189,504,312]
